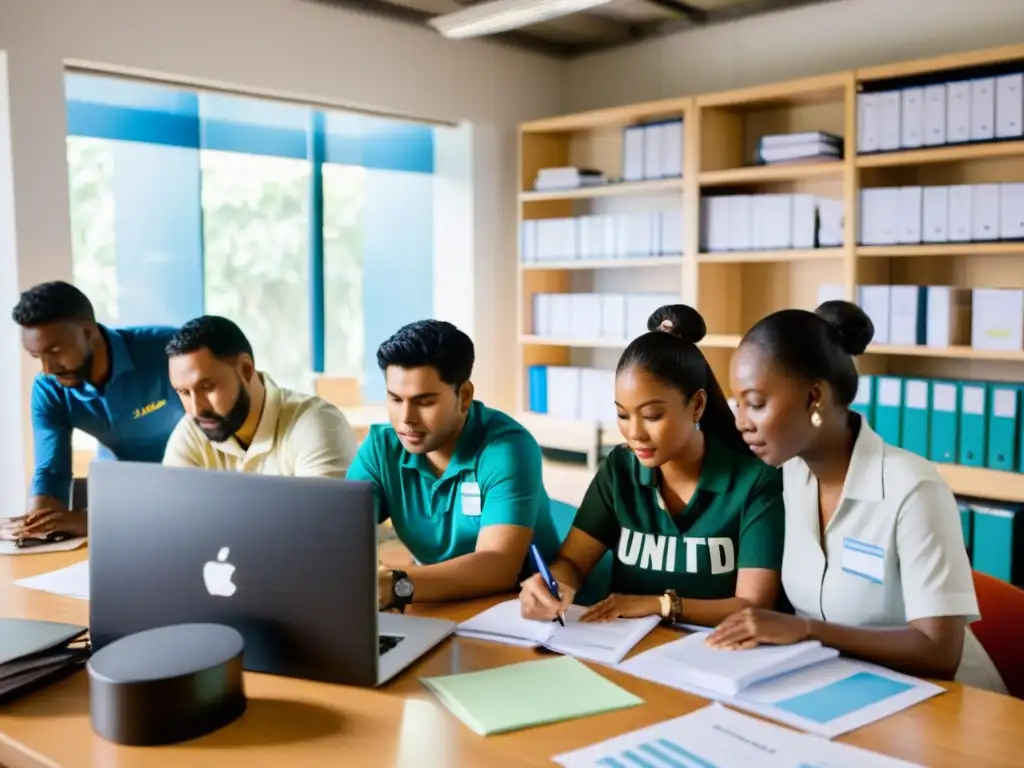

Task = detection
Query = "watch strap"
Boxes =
[391,569,413,613]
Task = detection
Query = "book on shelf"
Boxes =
[533,166,605,191]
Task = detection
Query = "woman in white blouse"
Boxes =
[707,300,1006,693]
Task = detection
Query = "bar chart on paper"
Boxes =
[593,737,723,768]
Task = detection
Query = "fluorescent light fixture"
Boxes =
[428,0,614,39]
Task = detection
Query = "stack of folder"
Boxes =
[755,131,843,164]
[0,618,90,703]
[533,167,605,191]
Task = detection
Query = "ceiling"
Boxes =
[305,0,839,57]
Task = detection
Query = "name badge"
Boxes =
[841,537,885,584]
[460,482,482,517]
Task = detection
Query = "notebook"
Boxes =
[420,656,643,736]
[456,600,660,664]
[620,632,839,696]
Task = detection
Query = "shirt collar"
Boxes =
[210,373,283,460]
[637,435,734,494]
[399,400,484,476]
[840,414,885,502]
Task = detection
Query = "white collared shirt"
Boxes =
[781,419,1007,694]
[163,374,358,478]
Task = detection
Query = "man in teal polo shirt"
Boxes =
[347,319,560,608]
[4,281,184,540]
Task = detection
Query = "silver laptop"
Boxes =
[87,462,455,687]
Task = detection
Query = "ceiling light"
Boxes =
[428,0,614,39]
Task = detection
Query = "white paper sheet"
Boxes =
[0,537,87,556]
[14,560,90,600]
[616,650,944,738]
[553,702,924,767]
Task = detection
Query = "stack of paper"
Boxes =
[457,600,659,665]
[13,560,90,600]
[421,656,643,736]
[553,702,923,767]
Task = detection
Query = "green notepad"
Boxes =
[420,655,643,736]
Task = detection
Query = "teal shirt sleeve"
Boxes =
[571,457,619,550]
[737,466,785,570]
[345,435,390,524]
[477,431,545,529]
[29,379,73,504]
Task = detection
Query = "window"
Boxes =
[63,72,435,398]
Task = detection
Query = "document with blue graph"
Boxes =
[615,635,944,738]
[552,703,923,768]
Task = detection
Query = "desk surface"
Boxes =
[2,551,1023,768]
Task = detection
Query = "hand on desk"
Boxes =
[1,509,87,540]
[705,607,811,650]
[519,572,575,622]
[578,594,662,622]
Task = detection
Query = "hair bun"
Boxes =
[814,300,874,356]
[647,304,706,345]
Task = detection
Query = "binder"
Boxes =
[986,384,1019,472]
[850,374,875,428]
[958,382,988,467]
[901,378,930,458]
[929,380,959,464]
[958,501,973,557]
[874,376,903,446]
[970,503,1021,585]
[528,366,548,414]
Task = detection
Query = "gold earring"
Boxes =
[810,410,823,428]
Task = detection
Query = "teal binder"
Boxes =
[958,382,989,467]
[929,380,959,464]
[958,501,973,557]
[874,376,903,446]
[901,378,930,457]
[986,384,1019,471]
[970,503,1021,585]
[850,375,875,428]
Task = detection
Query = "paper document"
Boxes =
[14,560,90,600]
[456,600,659,664]
[621,632,838,696]
[553,702,924,767]
[0,537,87,556]
[618,645,943,738]
[421,655,643,736]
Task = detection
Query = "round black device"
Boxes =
[87,623,247,746]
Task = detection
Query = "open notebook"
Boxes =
[456,600,659,665]
[618,631,839,697]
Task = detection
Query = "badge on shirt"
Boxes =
[460,482,482,517]
[841,537,885,584]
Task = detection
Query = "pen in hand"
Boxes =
[529,543,565,627]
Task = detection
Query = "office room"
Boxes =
[2,0,1024,764]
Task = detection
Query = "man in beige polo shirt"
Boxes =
[161,315,357,477]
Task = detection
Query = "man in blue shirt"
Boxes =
[4,281,183,539]
[346,319,560,610]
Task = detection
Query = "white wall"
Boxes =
[0,0,565,486]
[566,0,1024,109]
[0,51,26,515]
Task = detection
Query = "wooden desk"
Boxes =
[2,552,1023,768]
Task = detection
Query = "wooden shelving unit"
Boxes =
[515,44,1024,503]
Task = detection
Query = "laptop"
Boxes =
[87,462,455,687]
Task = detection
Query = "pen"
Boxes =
[529,543,565,627]
[15,532,71,549]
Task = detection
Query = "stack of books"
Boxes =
[755,131,843,164]
[533,166,605,191]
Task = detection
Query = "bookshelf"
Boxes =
[516,44,1024,504]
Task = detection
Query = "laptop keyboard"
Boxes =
[379,634,404,655]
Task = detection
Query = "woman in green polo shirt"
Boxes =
[519,305,785,627]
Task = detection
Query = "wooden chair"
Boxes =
[971,571,1024,699]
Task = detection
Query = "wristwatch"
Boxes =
[659,589,681,625]
[389,569,415,613]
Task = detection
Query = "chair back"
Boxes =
[971,570,1024,699]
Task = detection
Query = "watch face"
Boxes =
[395,578,414,598]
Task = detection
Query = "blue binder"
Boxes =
[901,378,930,458]
[986,384,1020,471]
[970,503,1021,585]
[929,380,959,464]
[958,381,988,467]
[874,376,903,446]
[850,375,875,428]
[958,501,973,557]
[528,366,548,414]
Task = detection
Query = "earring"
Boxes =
[810,410,823,428]
[694,421,701,432]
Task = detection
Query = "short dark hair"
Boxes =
[617,304,749,455]
[165,315,254,361]
[376,319,474,388]
[740,300,875,407]
[11,281,95,327]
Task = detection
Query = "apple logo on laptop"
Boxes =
[203,547,237,597]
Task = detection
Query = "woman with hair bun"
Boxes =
[519,305,785,626]
[708,300,1006,693]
